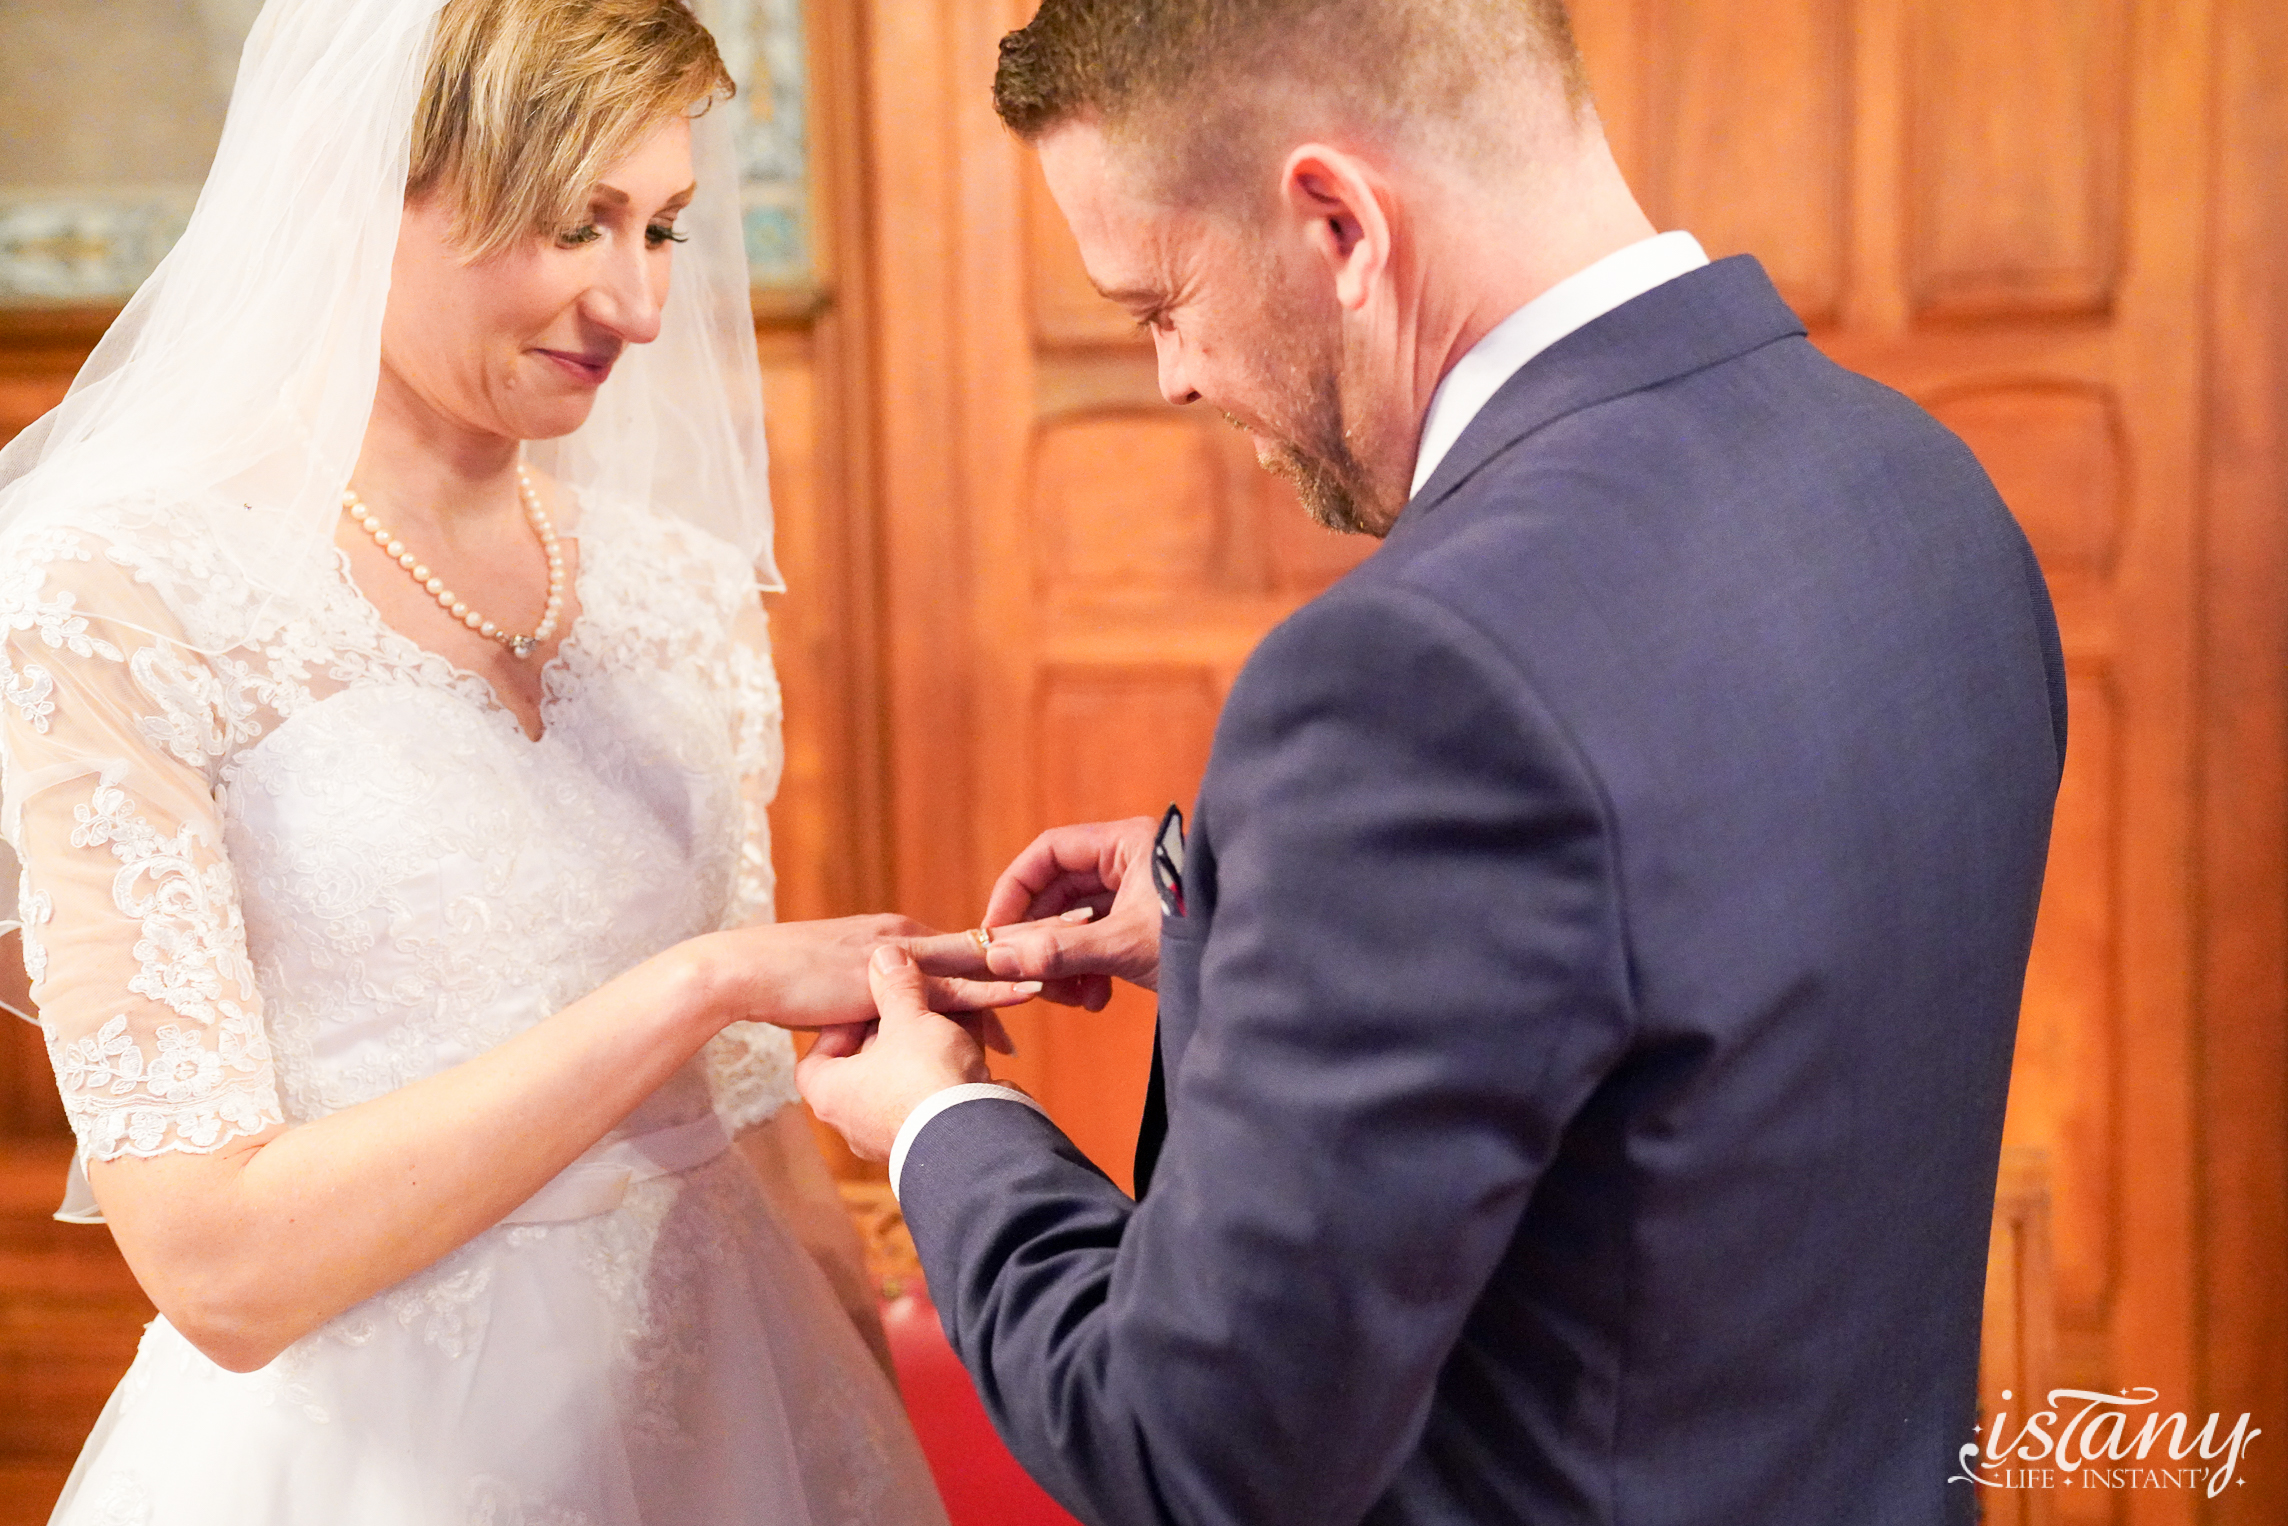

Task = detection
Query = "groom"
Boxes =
[801,2,2066,1522]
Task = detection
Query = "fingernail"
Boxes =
[872,944,910,972]
[1061,907,1096,923]
[1015,981,1044,996]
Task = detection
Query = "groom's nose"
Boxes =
[1154,328,1202,407]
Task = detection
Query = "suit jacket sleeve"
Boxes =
[897,579,1637,1526]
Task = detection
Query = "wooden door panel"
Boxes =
[2011,663,2121,1337]
[1925,382,2125,577]
[1906,0,2131,317]
[1638,0,1851,321]
[1031,414,1227,596]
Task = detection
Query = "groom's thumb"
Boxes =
[869,942,933,1023]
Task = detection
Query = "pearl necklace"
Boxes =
[340,465,564,659]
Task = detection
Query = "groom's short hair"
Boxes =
[993,0,1590,194]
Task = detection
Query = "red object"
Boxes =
[882,1293,1085,1526]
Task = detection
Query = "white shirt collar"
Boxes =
[1409,231,1711,498]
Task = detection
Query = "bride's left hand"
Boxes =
[687,914,1036,1050]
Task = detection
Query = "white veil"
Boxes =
[0,0,779,653]
[0,0,778,981]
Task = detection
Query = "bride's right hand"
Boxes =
[680,914,1039,1037]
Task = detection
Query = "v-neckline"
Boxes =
[330,526,593,747]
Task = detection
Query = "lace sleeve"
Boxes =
[702,587,797,1133]
[0,525,280,1162]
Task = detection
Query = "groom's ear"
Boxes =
[1280,145,1392,312]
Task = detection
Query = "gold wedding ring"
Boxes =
[969,926,994,958]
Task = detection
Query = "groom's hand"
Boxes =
[798,946,996,1161]
[978,817,1164,1007]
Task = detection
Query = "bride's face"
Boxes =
[380,115,696,443]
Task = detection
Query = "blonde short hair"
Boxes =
[409,0,734,258]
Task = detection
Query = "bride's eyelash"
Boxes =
[553,224,683,249]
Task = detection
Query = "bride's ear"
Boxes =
[1280,145,1393,313]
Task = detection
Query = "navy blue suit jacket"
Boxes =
[898,257,2065,1525]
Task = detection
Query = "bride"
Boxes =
[0,0,1023,1520]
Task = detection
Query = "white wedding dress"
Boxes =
[0,492,949,1526]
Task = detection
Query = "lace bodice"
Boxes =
[0,493,796,1169]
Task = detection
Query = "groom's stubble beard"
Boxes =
[1232,257,1402,538]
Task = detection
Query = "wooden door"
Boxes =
[867,4,2283,1522]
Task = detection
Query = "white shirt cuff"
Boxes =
[888,1082,1049,1200]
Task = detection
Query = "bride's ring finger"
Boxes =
[968,926,993,958]
[929,976,1040,1011]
